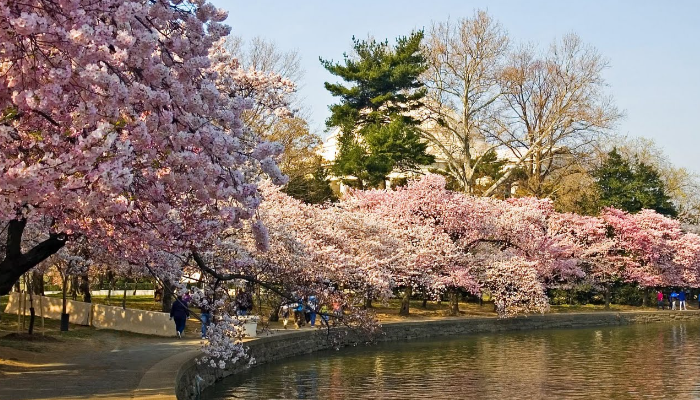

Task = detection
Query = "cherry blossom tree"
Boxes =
[548,212,621,307]
[601,208,688,288]
[349,174,565,317]
[0,0,285,294]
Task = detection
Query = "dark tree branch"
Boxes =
[0,227,66,295]
[6,218,26,258]
[191,251,293,301]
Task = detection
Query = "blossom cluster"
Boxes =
[350,174,700,316]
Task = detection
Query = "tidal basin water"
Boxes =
[204,320,700,399]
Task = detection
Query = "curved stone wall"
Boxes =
[177,310,700,399]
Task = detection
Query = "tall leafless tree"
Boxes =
[225,35,307,134]
[421,11,509,193]
[484,34,621,197]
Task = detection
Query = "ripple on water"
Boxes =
[203,321,700,399]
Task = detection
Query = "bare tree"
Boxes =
[226,36,304,83]
[421,11,509,193]
[224,35,307,134]
[483,33,620,198]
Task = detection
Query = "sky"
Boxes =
[212,0,700,173]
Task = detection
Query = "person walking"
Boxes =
[679,290,687,311]
[320,304,330,327]
[308,295,318,327]
[294,298,305,328]
[235,288,253,316]
[668,292,674,310]
[200,301,212,339]
[671,291,679,310]
[280,303,290,329]
[657,291,665,310]
[170,295,190,338]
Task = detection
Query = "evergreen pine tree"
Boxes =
[593,148,677,216]
[321,31,434,188]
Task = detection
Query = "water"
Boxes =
[204,321,700,399]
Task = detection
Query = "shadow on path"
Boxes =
[0,331,200,400]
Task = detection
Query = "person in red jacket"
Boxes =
[657,291,664,310]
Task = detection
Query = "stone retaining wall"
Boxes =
[44,290,155,296]
[178,310,700,400]
[92,303,173,336]
[5,292,174,336]
[4,292,92,325]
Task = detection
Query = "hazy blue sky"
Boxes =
[213,1,700,172]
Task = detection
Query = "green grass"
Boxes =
[91,295,163,311]
[45,293,163,312]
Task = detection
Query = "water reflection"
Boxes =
[203,321,700,399]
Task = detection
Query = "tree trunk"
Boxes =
[70,275,78,301]
[604,283,611,310]
[448,289,460,316]
[421,288,428,308]
[62,276,68,316]
[363,292,373,309]
[18,286,23,331]
[122,286,127,310]
[399,285,412,316]
[98,273,106,290]
[61,275,69,331]
[80,274,91,303]
[106,270,115,301]
[161,279,173,313]
[28,304,35,335]
[27,276,35,334]
[32,271,45,296]
[0,219,66,295]
[642,287,649,307]
[39,295,45,335]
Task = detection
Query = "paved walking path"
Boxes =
[0,331,201,400]
[0,324,312,400]
[3,309,696,399]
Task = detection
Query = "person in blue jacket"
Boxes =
[308,295,318,327]
[679,290,687,310]
[670,291,679,310]
[294,297,305,329]
[170,295,190,338]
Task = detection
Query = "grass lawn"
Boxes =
[367,299,657,321]
[0,294,105,352]
[44,293,164,311]
[2,292,670,343]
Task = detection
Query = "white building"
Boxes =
[319,125,521,196]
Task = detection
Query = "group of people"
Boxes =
[169,287,344,338]
[280,295,340,329]
[656,290,694,310]
[169,287,254,339]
